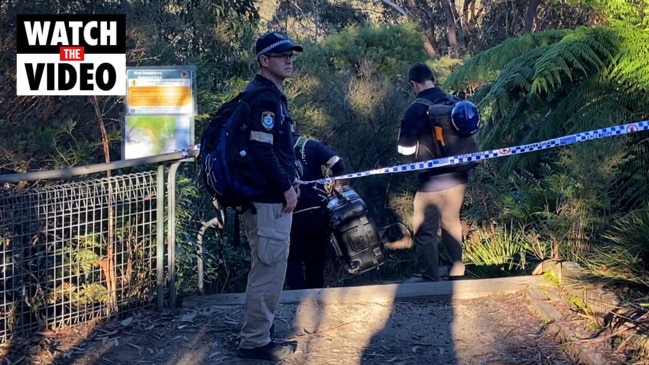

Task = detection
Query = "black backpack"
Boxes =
[198,91,267,211]
[414,95,480,171]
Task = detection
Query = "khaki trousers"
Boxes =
[412,184,466,280]
[239,202,292,349]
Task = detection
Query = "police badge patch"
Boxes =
[261,112,275,130]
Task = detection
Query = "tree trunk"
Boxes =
[382,0,408,16]
[524,0,541,33]
[439,0,460,58]
[388,0,438,58]
[461,0,474,31]
[91,96,117,316]
[462,0,475,25]
[449,0,466,52]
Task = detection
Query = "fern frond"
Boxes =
[543,75,631,137]
[480,47,547,118]
[445,29,569,89]
[531,27,618,94]
[607,25,649,95]
[613,135,649,210]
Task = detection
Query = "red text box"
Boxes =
[60,47,85,61]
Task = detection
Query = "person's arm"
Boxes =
[283,184,298,213]
[315,141,347,191]
[398,106,419,164]
[329,159,346,192]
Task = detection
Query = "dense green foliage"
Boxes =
[444,1,649,285]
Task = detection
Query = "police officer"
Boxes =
[236,32,301,362]
[286,121,346,290]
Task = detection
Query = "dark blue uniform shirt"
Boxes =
[243,74,297,203]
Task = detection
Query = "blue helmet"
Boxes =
[451,100,480,137]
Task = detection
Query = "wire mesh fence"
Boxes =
[0,171,161,344]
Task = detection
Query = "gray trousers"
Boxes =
[239,202,292,349]
[412,184,466,280]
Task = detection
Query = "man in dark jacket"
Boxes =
[286,121,346,289]
[397,62,467,281]
[236,32,301,362]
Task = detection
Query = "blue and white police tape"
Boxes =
[309,120,649,185]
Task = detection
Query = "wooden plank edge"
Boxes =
[182,276,547,308]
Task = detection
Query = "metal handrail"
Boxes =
[0,149,200,312]
[0,149,199,183]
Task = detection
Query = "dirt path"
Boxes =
[1,277,630,365]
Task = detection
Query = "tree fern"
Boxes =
[445,25,648,156]
[531,27,616,94]
[445,18,649,266]
[445,30,568,88]
[482,47,547,116]
[608,25,649,96]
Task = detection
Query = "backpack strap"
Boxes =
[238,87,279,103]
[413,93,456,108]
[239,88,287,143]
[413,97,434,108]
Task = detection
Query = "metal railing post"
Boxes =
[167,160,192,308]
[167,162,180,309]
[156,164,165,311]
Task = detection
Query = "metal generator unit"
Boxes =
[327,187,387,275]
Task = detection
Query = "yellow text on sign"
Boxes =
[127,85,192,107]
